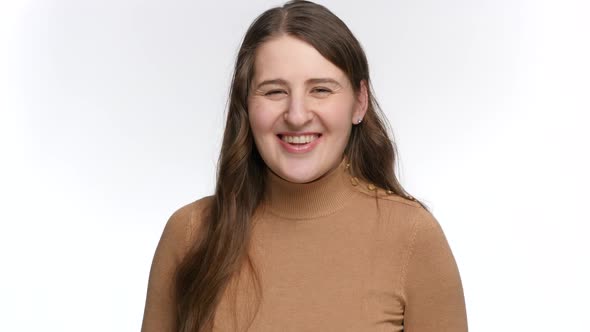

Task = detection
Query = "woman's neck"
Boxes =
[262,159,356,220]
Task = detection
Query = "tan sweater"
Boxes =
[141,162,467,331]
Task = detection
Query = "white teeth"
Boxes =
[281,134,318,144]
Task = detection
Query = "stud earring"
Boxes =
[356,117,362,124]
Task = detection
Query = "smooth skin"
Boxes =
[248,35,368,183]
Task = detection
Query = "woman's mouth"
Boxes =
[279,134,320,144]
[277,133,322,153]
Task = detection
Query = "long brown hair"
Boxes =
[174,1,428,331]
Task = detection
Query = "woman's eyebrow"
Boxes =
[306,78,342,87]
[255,77,342,89]
[256,79,288,89]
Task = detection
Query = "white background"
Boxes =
[1,0,589,331]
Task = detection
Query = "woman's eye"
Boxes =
[312,87,332,94]
[265,90,286,96]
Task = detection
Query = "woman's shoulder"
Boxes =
[351,179,439,231]
[168,196,215,222]
[351,179,422,209]
[164,196,215,251]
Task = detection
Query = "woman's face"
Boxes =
[248,35,367,183]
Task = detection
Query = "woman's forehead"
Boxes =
[252,35,347,85]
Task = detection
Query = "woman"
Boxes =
[141,1,467,331]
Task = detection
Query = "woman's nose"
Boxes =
[284,94,313,127]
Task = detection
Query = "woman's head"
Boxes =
[223,0,388,184]
[248,34,368,183]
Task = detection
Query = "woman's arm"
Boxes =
[140,207,192,332]
[402,209,468,331]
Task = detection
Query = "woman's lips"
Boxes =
[276,133,322,153]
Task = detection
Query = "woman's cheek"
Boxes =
[321,99,355,129]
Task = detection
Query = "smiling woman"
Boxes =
[140,1,467,331]
[248,35,366,183]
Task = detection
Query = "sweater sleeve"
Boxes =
[140,204,194,332]
[402,209,468,332]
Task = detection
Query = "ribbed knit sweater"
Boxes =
[141,161,467,331]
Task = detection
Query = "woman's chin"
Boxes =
[273,166,323,184]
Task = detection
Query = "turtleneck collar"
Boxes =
[262,158,356,220]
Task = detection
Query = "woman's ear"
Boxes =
[352,80,369,124]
